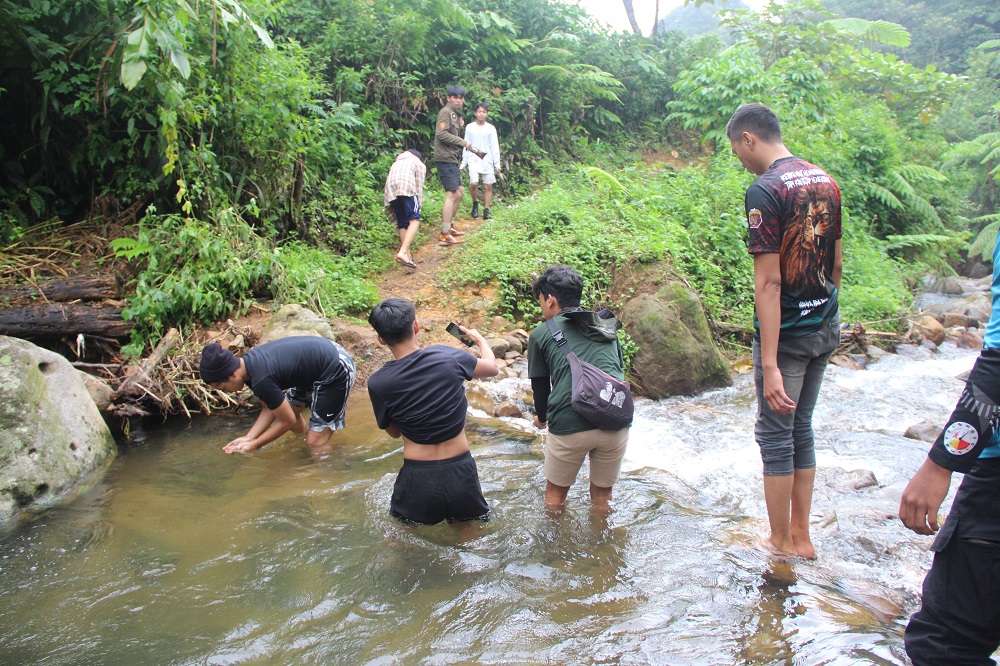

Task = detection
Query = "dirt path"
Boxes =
[373,213,499,346]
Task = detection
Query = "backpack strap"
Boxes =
[544,318,574,359]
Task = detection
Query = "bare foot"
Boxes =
[755,537,798,559]
[791,533,816,560]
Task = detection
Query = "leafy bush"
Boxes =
[112,208,276,355]
[272,242,380,317]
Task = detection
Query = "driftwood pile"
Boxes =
[108,322,260,418]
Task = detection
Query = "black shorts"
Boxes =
[284,343,356,432]
[390,451,490,525]
[389,195,421,229]
[436,162,462,192]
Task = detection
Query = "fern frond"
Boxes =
[823,18,911,48]
[898,164,948,182]
[864,182,904,210]
[970,221,1000,260]
[580,166,629,195]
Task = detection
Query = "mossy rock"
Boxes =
[260,304,338,343]
[0,336,116,523]
[621,282,732,398]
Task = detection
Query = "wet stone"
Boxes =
[904,422,940,444]
[494,401,523,418]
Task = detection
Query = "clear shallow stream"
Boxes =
[0,343,990,665]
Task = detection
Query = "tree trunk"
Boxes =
[0,275,122,304]
[622,0,641,35]
[651,0,660,36]
[0,304,132,338]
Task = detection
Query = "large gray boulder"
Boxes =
[0,336,116,523]
[621,283,732,398]
[259,304,337,344]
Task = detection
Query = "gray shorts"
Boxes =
[752,319,839,476]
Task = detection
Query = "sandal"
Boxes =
[395,256,417,269]
[439,233,462,246]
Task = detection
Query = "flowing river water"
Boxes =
[0,340,992,664]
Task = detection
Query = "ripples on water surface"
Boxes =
[0,343,992,664]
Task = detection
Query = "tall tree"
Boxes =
[622,0,641,34]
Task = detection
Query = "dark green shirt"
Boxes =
[527,312,626,435]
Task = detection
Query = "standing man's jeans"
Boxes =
[752,318,840,476]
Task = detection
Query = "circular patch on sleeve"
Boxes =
[943,421,979,455]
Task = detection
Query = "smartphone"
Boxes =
[446,322,475,346]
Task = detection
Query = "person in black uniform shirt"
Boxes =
[899,228,1000,665]
[367,298,498,524]
[199,337,356,454]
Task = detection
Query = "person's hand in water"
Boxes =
[223,436,256,454]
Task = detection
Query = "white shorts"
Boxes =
[468,169,496,185]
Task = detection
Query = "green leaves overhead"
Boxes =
[119,0,274,91]
[823,18,912,48]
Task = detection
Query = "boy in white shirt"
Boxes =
[461,103,501,219]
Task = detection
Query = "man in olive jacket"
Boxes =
[433,84,483,246]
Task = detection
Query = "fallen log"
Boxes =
[0,303,132,338]
[0,275,122,303]
[113,327,179,400]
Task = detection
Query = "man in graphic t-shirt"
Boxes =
[726,103,843,559]
[367,298,499,524]
[199,337,356,454]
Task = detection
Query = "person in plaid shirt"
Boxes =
[383,149,426,269]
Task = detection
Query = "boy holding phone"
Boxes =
[367,298,499,524]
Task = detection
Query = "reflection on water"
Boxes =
[0,346,987,664]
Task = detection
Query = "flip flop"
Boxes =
[395,256,417,269]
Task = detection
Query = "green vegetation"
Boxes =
[1,0,998,354]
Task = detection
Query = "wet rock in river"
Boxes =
[620,282,731,398]
[466,385,496,413]
[828,468,878,492]
[486,338,510,358]
[904,422,940,444]
[912,315,946,345]
[0,336,117,524]
[503,335,524,355]
[494,401,523,418]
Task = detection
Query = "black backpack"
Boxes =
[545,316,634,431]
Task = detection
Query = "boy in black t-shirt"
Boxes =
[367,298,499,524]
[199,337,356,454]
[727,103,843,560]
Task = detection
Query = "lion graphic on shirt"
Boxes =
[781,183,838,295]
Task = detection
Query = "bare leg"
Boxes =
[305,426,335,455]
[762,474,798,555]
[484,183,493,209]
[441,187,463,234]
[545,480,570,512]
[469,183,479,208]
[790,467,816,558]
[590,483,612,512]
[396,220,419,262]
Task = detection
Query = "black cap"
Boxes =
[199,343,240,383]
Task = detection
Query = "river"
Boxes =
[0,341,989,664]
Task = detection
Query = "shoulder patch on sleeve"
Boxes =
[439,121,448,129]
[748,208,763,229]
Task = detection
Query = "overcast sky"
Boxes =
[567,0,763,36]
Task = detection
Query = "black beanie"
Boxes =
[199,343,240,383]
